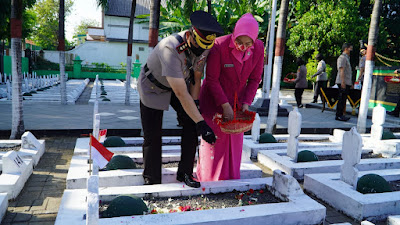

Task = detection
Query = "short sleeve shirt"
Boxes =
[336,53,353,86]
[137,30,210,110]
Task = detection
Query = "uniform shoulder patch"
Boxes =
[176,42,188,54]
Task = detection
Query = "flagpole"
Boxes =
[88,134,93,176]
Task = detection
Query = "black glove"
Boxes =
[194,100,200,112]
[196,120,216,144]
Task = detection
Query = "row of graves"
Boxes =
[0,132,46,222]
[52,96,400,224]
[244,105,400,224]
[0,72,89,104]
[88,79,139,105]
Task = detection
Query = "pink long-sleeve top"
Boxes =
[199,34,264,118]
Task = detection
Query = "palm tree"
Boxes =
[125,0,137,106]
[10,0,25,139]
[266,0,290,134]
[207,0,212,13]
[59,0,67,105]
[148,0,161,48]
[357,0,382,133]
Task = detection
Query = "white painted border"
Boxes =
[304,169,400,221]
[0,193,8,223]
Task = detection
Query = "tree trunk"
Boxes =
[207,0,212,13]
[59,0,67,105]
[148,0,161,49]
[10,0,25,139]
[357,0,382,134]
[266,0,290,134]
[125,0,136,106]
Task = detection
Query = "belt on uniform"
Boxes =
[144,64,172,91]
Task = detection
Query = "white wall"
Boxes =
[42,50,75,64]
[69,41,149,66]
[104,16,149,41]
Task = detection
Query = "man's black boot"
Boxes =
[177,172,201,188]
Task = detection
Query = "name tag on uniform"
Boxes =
[224,64,234,68]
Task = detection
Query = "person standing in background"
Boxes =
[335,43,353,122]
[292,58,307,108]
[311,53,327,103]
[356,48,367,86]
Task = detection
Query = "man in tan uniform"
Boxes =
[335,43,353,121]
[137,11,223,188]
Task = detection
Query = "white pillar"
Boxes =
[287,108,301,161]
[340,127,362,188]
[251,113,260,142]
[6,80,11,100]
[370,104,385,141]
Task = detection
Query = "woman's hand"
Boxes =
[242,104,249,112]
[221,103,234,122]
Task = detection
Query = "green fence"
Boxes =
[3,55,29,75]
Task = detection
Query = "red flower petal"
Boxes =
[249,189,254,194]
[259,189,264,194]
[202,187,206,192]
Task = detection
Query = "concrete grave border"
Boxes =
[304,169,400,221]
[56,170,326,225]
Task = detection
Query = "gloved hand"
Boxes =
[196,120,216,144]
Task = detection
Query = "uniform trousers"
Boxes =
[336,85,351,118]
[140,92,198,184]
[313,81,327,102]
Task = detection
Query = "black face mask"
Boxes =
[189,45,205,56]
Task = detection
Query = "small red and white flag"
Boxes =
[90,135,114,168]
[99,129,107,143]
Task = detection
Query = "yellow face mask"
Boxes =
[192,28,216,50]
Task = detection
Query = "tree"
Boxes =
[148,0,161,48]
[124,0,136,106]
[72,19,100,41]
[266,0,290,134]
[10,0,25,139]
[59,0,66,104]
[357,0,382,133]
[30,0,73,50]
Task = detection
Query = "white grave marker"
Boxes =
[287,108,301,161]
[3,151,27,174]
[6,80,11,100]
[371,105,386,141]
[340,127,363,188]
[86,175,99,225]
[252,113,260,142]
[22,131,41,150]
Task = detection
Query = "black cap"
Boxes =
[190,11,224,38]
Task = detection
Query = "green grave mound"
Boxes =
[382,130,396,140]
[30,91,37,94]
[103,195,148,218]
[356,174,392,194]
[101,91,107,95]
[37,88,44,91]
[259,133,277,143]
[104,136,126,147]
[106,155,136,170]
[23,93,32,96]
[102,98,110,101]
[297,150,319,162]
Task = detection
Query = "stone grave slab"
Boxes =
[0,193,8,224]
[388,215,400,225]
[304,169,400,221]
[56,170,325,225]
[67,154,262,189]
[0,151,34,200]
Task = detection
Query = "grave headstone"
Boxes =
[371,104,386,141]
[3,151,27,174]
[86,175,99,225]
[22,131,41,150]
[252,113,260,142]
[340,127,362,188]
[0,73,2,84]
[271,170,303,200]
[287,108,301,161]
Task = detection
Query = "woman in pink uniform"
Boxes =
[196,13,264,181]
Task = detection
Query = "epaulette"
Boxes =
[176,42,188,54]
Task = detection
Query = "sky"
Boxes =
[65,0,102,41]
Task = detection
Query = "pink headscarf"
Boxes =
[230,13,259,63]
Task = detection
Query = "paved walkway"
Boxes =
[0,89,399,137]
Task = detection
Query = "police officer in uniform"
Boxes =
[137,11,224,188]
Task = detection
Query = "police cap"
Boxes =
[190,10,224,49]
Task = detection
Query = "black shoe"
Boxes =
[387,110,399,117]
[298,104,303,108]
[177,173,201,188]
[311,100,317,103]
[335,115,350,121]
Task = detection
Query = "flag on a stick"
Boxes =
[90,135,114,168]
[99,129,107,142]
